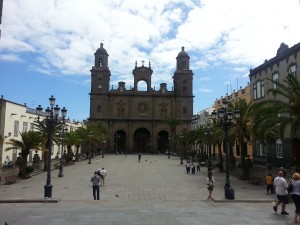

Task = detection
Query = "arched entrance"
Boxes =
[114,130,127,154]
[133,128,151,153]
[156,130,169,154]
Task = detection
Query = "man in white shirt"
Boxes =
[273,170,289,215]
[100,168,107,186]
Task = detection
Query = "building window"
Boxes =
[14,121,19,137]
[253,80,264,100]
[23,122,28,132]
[276,139,283,158]
[183,107,187,115]
[99,58,103,67]
[97,105,101,113]
[30,123,34,131]
[236,143,240,156]
[272,72,279,89]
[289,65,297,77]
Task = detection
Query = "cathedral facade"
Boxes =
[89,43,194,154]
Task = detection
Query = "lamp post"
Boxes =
[211,98,240,199]
[115,133,120,155]
[179,133,185,164]
[102,138,106,158]
[36,95,67,198]
[4,132,12,138]
[58,126,68,178]
[204,127,212,172]
[88,132,93,164]
[168,135,171,158]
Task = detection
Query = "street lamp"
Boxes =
[115,133,120,155]
[58,126,68,178]
[204,127,213,172]
[88,131,93,164]
[211,98,240,199]
[168,135,171,158]
[36,95,67,198]
[4,132,12,138]
[102,138,106,158]
[179,133,185,164]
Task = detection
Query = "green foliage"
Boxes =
[25,166,34,177]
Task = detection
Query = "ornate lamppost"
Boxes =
[179,133,185,164]
[204,127,213,172]
[88,131,93,164]
[115,133,120,155]
[168,135,171,158]
[211,98,240,199]
[58,126,68,178]
[102,138,106,158]
[36,95,67,198]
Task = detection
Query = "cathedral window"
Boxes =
[97,105,101,113]
[99,58,103,67]
[183,107,187,115]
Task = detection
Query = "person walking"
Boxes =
[191,163,196,175]
[265,173,273,194]
[290,173,300,223]
[206,171,215,200]
[196,163,200,172]
[186,161,191,174]
[138,154,141,163]
[100,167,107,186]
[273,170,289,215]
[91,171,100,200]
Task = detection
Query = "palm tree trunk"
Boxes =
[20,154,28,179]
[218,143,224,172]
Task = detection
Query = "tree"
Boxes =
[166,118,181,154]
[33,119,63,171]
[5,131,42,178]
[229,99,253,178]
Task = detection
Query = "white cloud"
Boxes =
[0,54,22,62]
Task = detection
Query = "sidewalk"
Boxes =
[0,155,293,225]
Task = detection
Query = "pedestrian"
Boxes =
[186,161,190,174]
[138,154,141,163]
[191,163,195,175]
[290,172,300,223]
[100,167,107,186]
[91,171,100,200]
[196,163,200,172]
[206,171,215,200]
[273,170,289,215]
[265,173,273,194]
[96,158,99,165]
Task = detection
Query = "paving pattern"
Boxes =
[0,155,295,224]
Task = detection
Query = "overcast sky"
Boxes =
[1,0,300,121]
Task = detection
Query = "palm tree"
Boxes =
[5,131,42,178]
[251,73,300,168]
[33,119,63,171]
[166,118,181,155]
[229,99,253,178]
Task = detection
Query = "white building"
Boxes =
[0,96,85,165]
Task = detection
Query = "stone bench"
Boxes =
[4,175,20,184]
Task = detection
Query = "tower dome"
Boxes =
[94,43,109,68]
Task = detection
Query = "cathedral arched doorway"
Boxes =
[133,128,151,153]
[156,130,170,154]
[114,130,126,154]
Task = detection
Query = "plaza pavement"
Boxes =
[0,155,295,225]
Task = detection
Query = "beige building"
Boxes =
[249,42,300,169]
[213,83,252,163]
[89,43,194,154]
[0,96,84,165]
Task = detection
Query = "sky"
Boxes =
[1,0,300,121]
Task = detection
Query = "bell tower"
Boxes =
[90,43,111,120]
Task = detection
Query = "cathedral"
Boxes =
[89,43,194,154]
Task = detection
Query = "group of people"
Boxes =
[90,168,107,200]
[3,156,13,168]
[185,161,201,175]
[272,170,300,223]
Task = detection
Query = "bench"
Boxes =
[4,175,20,184]
[248,176,262,185]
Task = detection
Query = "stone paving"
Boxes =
[0,155,296,224]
